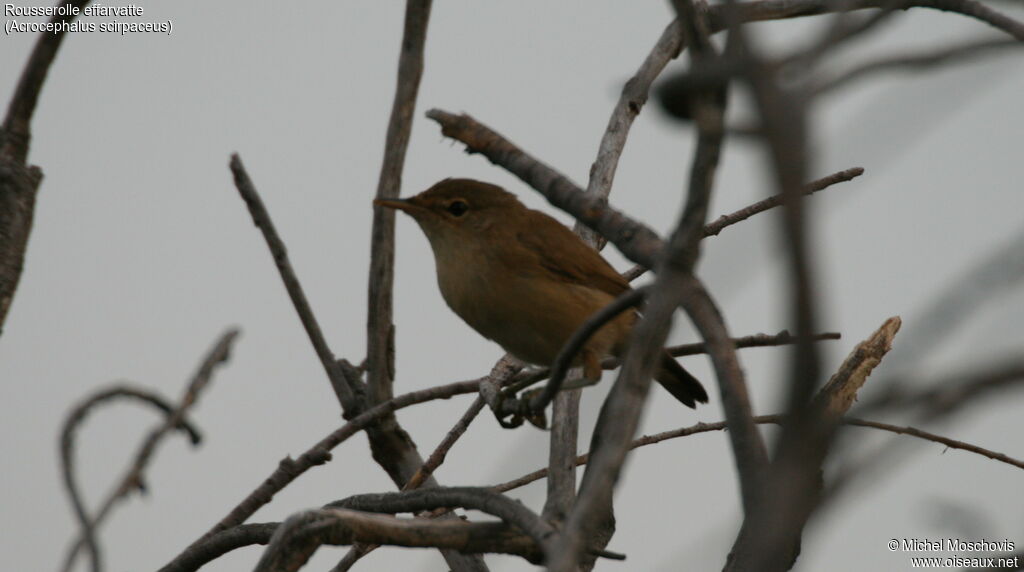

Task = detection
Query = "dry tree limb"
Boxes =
[60,330,237,572]
[165,377,481,572]
[495,330,841,407]
[543,14,691,528]
[60,386,201,572]
[706,0,1024,41]
[0,160,42,336]
[815,317,902,419]
[580,16,687,248]
[704,167,865,237]
[158,523,278,572]
[728,317,901,572]
[163,412,1024,572]
[666,330,841,359]
[813,37,1023,96]
[2,0,92,160]
[190,378,480,542]
[333,395,490,570]
[254,509,541,572]
[169,514,540,572]
[403,399,487,491]
[493,411,1024,493]
[326,487,555,552]
[0,0,93,335]
[229,155,360,409]
[867,358,1024,418]
[622,166,864,281]
[826,358,1024,507]
[550,6,756,562]
[366,0,432,407]
[362,7,488,569]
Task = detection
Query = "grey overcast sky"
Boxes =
[2,2,1023,571]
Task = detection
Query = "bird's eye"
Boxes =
[447,200,469,217]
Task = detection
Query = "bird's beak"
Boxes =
[374,197,422,215]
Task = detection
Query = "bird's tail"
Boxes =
[655,352,709,408]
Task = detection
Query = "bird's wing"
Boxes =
[504,210,630,298]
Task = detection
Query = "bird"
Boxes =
[376,178,708,409]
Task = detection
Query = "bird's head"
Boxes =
[375,178,524,245]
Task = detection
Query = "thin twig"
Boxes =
[157,523,279,572]
[405,397,486,490]
[61,331,238,572]
[229,155,359,410]
[726,316,899,571]
[60,386,203,572]
[666,330,840,358]
[622,166,864,281]
[333,395,488,570]
[814,37,1022,96]
[492,413,1024,492]
[552,17,734,556]
[363,9,486,570]
[706,0,1024,42]
[494,330,841,410]
[580,17,687,247]
[366,0,433,406]
[704,167,864,236]
[178,378,480,552]
[866,359,1024,418]
[327,487,555,553]
[679,276,772,508]
[544,18,690,530]
[842,418,1024,470]
[253,509,542,572]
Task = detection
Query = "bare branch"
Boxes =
[60,386,203,572]
[493,412,1024,493]
[254,510,540,572]
[335,395,489,570]
[190,378,480,545]
[680,276,771,509]
[546,270,691,571]
[0,160,42,336]
[157,523,278,572]
[814,37,1022,96]
[666,330,841,358]
[229,154,360,410]
[403,397,486,491]
[868,358,1024,418]
[327,487,555,553]
[706,0,1024,41]
[580,18,686,246]
[621,167,863,281]
[728,316,900,571]
[61,330,238,572]
[0,0,94,333]
[705,167,865,236]
[366,0,433,406]
[841,418,1024,471]
[2,0,92,161]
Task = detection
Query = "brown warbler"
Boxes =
[376,178,708,408]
